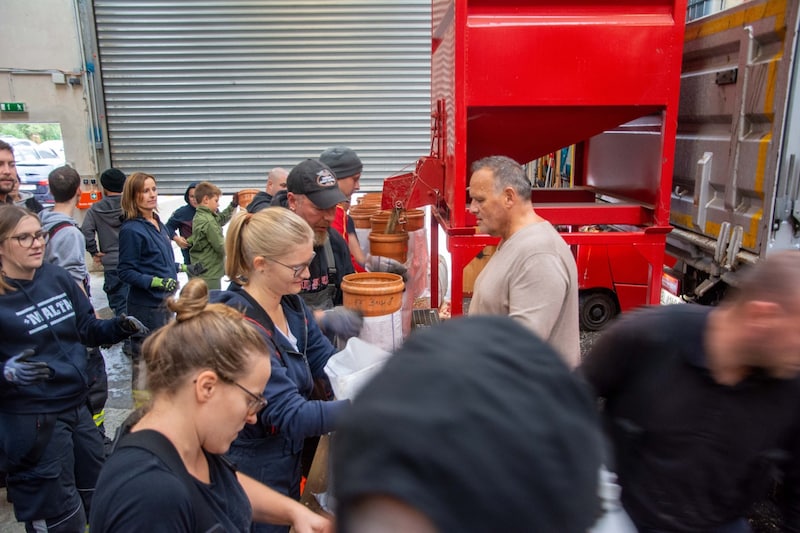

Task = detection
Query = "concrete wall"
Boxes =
[0,0,97,176]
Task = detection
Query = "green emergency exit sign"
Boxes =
[1,102,26,112]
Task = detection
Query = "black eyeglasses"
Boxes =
[230,380,268,415]
[6,230,49,248]
[271,251,316,279]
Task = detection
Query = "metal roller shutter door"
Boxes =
[93,1,431,193]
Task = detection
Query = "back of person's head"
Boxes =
[225,207,314,284]
[471,155,531,198]
[194,181,221,204]
[48,165,81,203]
[141,278,270,393]
[320,146,363,179]
[332,315,604,533]
[99,168,127,193]
[0,204,37,295]
[724,250,800,311]
[121,171,156,220]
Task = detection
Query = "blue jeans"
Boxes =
[102,269,128,317]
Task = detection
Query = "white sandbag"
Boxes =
[324,337,392,400]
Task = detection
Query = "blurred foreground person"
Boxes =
[332,315,605,533]
[0,205,144,532]
[89,279,331,533]
[580,250,800,532]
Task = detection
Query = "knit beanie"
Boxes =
[319,146,363,179]
[99,168,126,193]
[331,315,604,533]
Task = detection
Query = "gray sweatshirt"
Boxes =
[80,195,123,269]
[39,208,90,289]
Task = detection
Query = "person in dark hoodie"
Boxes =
[210,207,348,533]
[165,181,198,264]
[247,167,288,214]
[81,168,128,316]
[0,204,147,533]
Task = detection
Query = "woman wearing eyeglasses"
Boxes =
[90,278,331,532]
[0,205,142,532]
[211,207,348,533]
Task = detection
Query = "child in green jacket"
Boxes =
[188,181,238,289]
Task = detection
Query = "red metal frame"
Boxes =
[383,0,688,316]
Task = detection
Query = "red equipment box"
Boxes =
[382,0,687,326]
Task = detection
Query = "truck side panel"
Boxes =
[669,0,800,291]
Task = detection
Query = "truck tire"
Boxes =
[579,291,618,331]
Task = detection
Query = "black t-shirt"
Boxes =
[90,445,252,532]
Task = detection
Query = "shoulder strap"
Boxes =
[118,430,220,531]
[48,220,78,239]
[236,290,285,364]
[323,238,337,277]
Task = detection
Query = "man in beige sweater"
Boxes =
[467,155,580,367]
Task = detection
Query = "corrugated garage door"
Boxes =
[93,1,431,193]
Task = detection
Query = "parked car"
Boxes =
[7,139,64,205]
[40,139,65,160]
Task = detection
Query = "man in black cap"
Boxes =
[81,168,129,317]
[332,315,606,532]
[271,158,354,311]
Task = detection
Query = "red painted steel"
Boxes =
[383,0,688,317]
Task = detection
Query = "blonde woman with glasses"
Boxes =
[211,207,348,533]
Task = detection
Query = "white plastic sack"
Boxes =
[324,337,392,400]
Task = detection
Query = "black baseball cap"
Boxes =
[287,159,347,209]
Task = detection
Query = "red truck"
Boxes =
[382,0,688,329]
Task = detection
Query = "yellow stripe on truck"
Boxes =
[685,0,786,42]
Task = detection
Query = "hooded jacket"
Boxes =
[118,214,179,307]
[81,194,124,269]
[210,287,348,447]
[246,191,272,213]
[270,190,355,307]
[39,208,89,289]
[165,182,197,264]
[0,263,129,414]
[187,203,236,281]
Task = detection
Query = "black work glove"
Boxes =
[318,307,364,341]
[181,263,207,277]
[118,314,151,336]
[230,192,240,208]
[151,277,178,292]
[2,349,52,386]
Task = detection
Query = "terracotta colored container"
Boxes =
[341,272,405,317]
[349,204,381,229]
[237,188,261,209]
[369,231,409,263]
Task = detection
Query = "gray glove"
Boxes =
[118,314,151,336]
[365,255,409,282]
[3,349,52,386]
[318,307,364,341]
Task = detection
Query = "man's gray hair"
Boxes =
[471,155,531,197]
